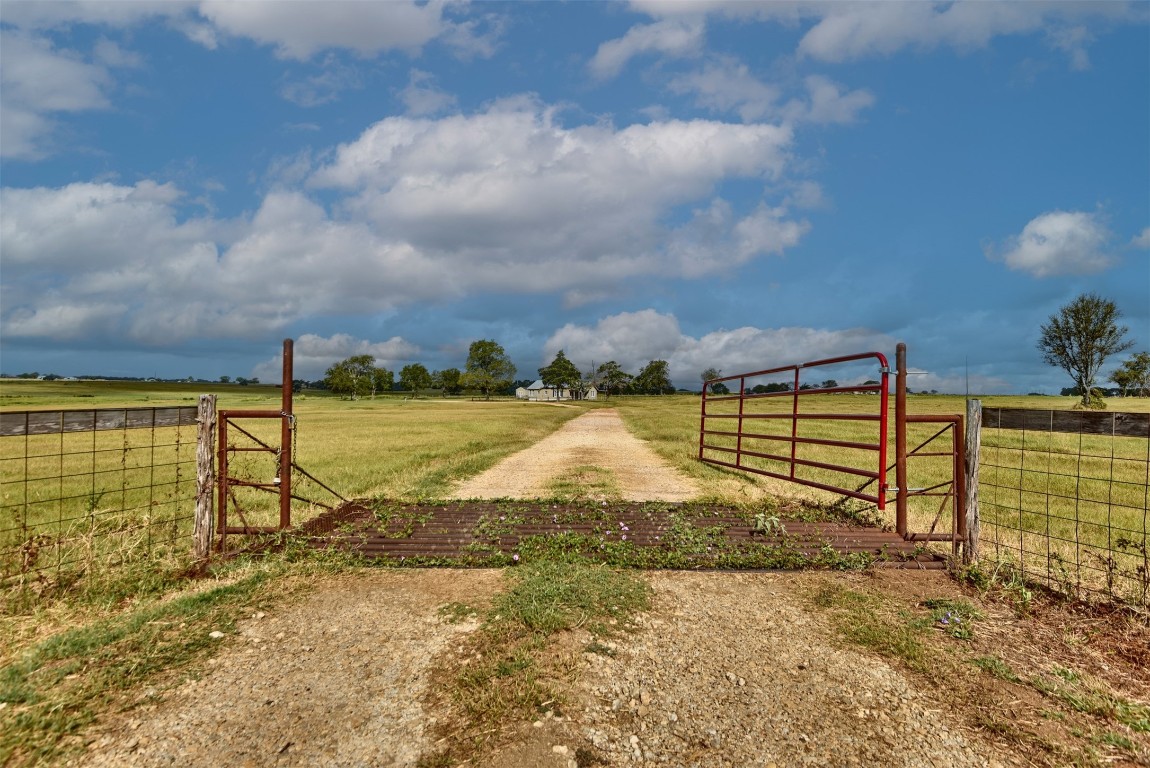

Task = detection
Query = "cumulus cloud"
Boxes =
[624,0,1135,69]
[544,310,895,386]
[589,17,705,79]
[251,333,420,381]
[280,56,363,107]
[988,210,1113,278]
[1132,227,1150,249]
[668,59,872,126]
[398,69,458,116]
[198,0,446,59]
[1,101,810,345]
[0,29,113,159]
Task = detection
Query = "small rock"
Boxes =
[552,745,568,755]
[209,631,225,639]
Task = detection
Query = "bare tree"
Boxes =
[1038,293,1133,409]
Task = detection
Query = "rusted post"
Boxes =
[895,343,908,538]
[964,399,981,564]
[217,414,228,553]
[279,338,293,530]
[193,395,217,559]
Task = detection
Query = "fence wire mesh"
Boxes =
[1,407,198,605]
[979,407,1149,607]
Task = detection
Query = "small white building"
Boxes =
[515,380,597,401]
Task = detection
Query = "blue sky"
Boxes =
[1,1,1147,392]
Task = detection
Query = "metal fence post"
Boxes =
[963,398,981,564]
[193,394,217,559]
[895,343,907,537]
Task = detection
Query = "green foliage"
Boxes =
[1110,351,1150,398]
[595,361,632,397]
[460,339,516,400]
[436,367,463,396]
[399,362,432,394]
[324,354,392,400]
[538,350,582,397]
[1037,293,1133,409]
[632,359,673,395]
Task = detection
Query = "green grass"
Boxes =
[420,560,650,764]
[0,548,355,766]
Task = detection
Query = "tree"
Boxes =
[439,367,463,396]
[324,354,382,400]
[596,361,632,398]
[1038,293,1133,409]
[1110,352,1150,397]
[399,363,432,395]
[372,366,394,398]
[461,339,516,400]
[700,367,722,394]
[219,375,231,384]
[633,360,674,395]
[821,379,838,390]
[539,350,581,399]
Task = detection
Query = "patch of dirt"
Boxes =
[451,409,698,502]
[67,410,1149,768]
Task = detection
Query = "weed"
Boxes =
[922,597,982,639]
[973,655,1021,683]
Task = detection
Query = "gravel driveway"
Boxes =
[70,407,1017,768]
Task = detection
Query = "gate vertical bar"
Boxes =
[736,375,746,468]
[895,342,908,537]
[217,414,229,553]
[790,367,801,479]
[698,382,707,460]
[279,338,293,530]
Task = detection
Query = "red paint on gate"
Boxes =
[698,352,891,510]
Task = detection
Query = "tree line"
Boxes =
[321,341,682,400]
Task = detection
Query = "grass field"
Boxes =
[2,380,1148,604]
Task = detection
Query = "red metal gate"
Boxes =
[699,343,965,554]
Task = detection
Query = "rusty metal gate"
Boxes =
[700,343,966,556]
[216,338,343,553]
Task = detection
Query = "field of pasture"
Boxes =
[2,378,1148,602]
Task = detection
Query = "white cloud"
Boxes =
[1132,227,1150,249]
[667,56,779,122]
[1,102,810,345]
[0,29,113,159]
[624,0,1136,68]
[198,0,461,60]
[398,69,458,116]
[988,210,1113,278]
[794,75,875,124]
[251,333,420,381]
[667,59,872,126]
[280,56,363,107]
[589,17,705,79]
[544,309,896,386]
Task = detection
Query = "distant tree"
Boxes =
[436,367,463,396]
[371,366,394,397]
[292,379,306,393]
[539,350,582,399]
[634,360,674,395]
[820,379,838,390]
[461,339,516,400]
[1038,293,1133,409]
[1110,352,1150,398]
[699,367,717,393]
[399,363,432,395]
[324,354,379,400]
[596,361,632,398]
[219,375,231,384]
[710,382,730,395]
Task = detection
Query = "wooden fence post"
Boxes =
[963,398,981,564]
[194,394,217,559]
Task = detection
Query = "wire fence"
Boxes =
[0,407,199,607]
[978,407,1149,607]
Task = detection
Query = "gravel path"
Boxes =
[71,570,500,768]
[452,408,698,501]
[68,409,1019,768]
